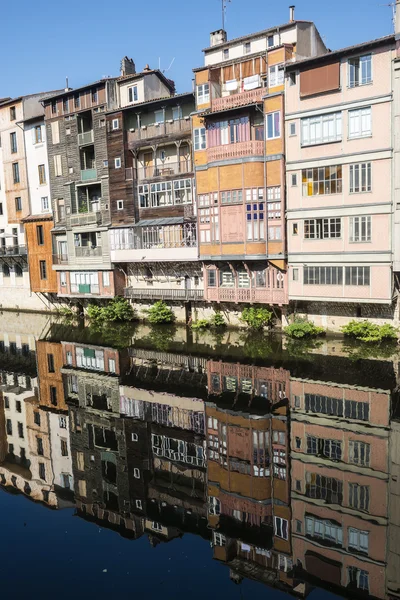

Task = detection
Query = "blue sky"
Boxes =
[0,0,394,99]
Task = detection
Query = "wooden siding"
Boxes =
[36,341,68,412]
[25,219,57,293]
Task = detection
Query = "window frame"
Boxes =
[266,111,281,139]
[197,83,210,105]
[348,54,372,88]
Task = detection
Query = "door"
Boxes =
[143,152,153,178]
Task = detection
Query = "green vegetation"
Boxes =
[191,310,227,331]
[284,318,326,339]
[145,300,175,324]
[210,310,226,328]
[86,297,136,323]
[240,307,273,330]
[341,320,398,343]
[143,325,177,352]
[191,319,210,331]
[55,306,76,319]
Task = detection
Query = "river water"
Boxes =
[0,312,398,600]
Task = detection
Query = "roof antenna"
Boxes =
[163,58,175,73]
[380,3,396,31]
[221,0,231,30]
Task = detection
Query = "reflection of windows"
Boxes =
[349,441,370,466]
[274,517,288,539]
[305,394,344,417]
[306,472,343,505]
[349,483,370,511]
[307,436,342,460]
[213,532,226,546]
[305,515,343,546]
[208,496,221,515]
[348,527,369,553]
[348,567,369,592]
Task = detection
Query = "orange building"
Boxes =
[36,340,67,412]
[23,214,57,294]
[193,16,326,310]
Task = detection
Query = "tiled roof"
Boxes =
[22,214,54,223]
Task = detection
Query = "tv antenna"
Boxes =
[380,3,396,31]
[221,0,231,30]
[158,57,175,73]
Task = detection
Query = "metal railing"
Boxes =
[0,246,27,257]
[137,160,192,180]
[75,246,103,258]
[80,168,97,181]
[78,131,94,145]
[124,288,203,301]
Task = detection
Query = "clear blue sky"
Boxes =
[0,0,394,99]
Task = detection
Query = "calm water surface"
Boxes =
[0,314,396,600]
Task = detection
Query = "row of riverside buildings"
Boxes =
[2,5,400,329]
[1,312,400,598]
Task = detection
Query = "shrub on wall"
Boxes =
[341,320,398,343]
[240,307,273,330]
[146,300,175,324]
[284,318,326,339]
[87,297,136,323]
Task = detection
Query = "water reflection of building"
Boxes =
[205,360,302,594]
[290,377,390,599]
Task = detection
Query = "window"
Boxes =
[34,412,41,426]
[60,271,67,287]
[302,166,342,196]
[136,499,142,509]
[154,110,164,124]
[51,101,57,114]
[14,264,22,278]
[349,441,370,467]
[38,164,46,184]
[4,397,9,409]
[12,162,20,184]
[15,400,21,413]
[15,197,22,212]
[267,35,274,48]
[10,132,17,153]
[197,83,210,104]
[348,54,372,87]
[348,567,369,592]
[292,223,298,235]
[291,173,298,186]
[115,157,121,169]
[133,468,140,479]
[349,483,370,511]
[108,358,116,373]
[223,48,229,59]
[304,218,341,239]
[36,225,44,246]
[345,266,370,286]
[289,71,296,86]
[268,226,282,240]
[102,271,110,287]
[47,353,55,373]
[194,127,206,150]
[50,386,57,406]
[37,437,44,456]
[41,197,49,212]
[207,116,250,146]
[267,187,281,219]
[349,216,372,244]
[99,119,105,128]
[267,111,280,139]
[307,436,342,460]
[74,94,80,109]
[92,88,98,103]
[54,155,62,177]
[59,416,67,429]
[305,394,344,417]
[39,260,47,280]
[269,64,284,87]
[10,106,16,121]
[246,191,265,240]
[18,422,24,439]
[0,203,3,215]
[292,268,299,282]
[345,400,369,421]
[63,98,69,113]
[207,269,216,287]
[221,189,242,204]
[290,122,296,136]
[3,264,10,277]
[305,472,343,505]
[209,496,221,516]
[244,41,251,54]
[304,266,343,285]
[39,462,46,481]
[349,162,372,195]
[174,178,192,204]
[348,107,371,138]
[274,517,288,540]
[6,419,12,435]
[112,119,119,130]
[61,439,68,457]
[66,128,71,136]
[301,112,342,146]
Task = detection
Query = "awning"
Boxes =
[134,217,185,227]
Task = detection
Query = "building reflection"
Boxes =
[0,319,399,599]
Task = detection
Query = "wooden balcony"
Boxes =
[128,118,192,145]
[124,288,204,301]
[211,88,265,112]
[207,141,264,163]
[137,160,192,181]
[205,286,287,306]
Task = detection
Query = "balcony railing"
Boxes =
[207,141,264,163]
[75,246,103,258]
[128,118,192,143]
[0,246,27,257]
[81,168,97,181]
[78,131,94,145]
[137,160,192,181]
[205,286,287,305]
[112,223,197,251]
[211,87,265,112]
[70,283,100,295]
[69,212,102,227]
[52,253,69,265]
[124,288,204,301]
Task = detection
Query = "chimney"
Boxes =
[210,29,227,47]
[143,64,151,72]
[289,5,295,22]
[120,56,136,77]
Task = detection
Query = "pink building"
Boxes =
[289,377,390,598]
[285,35,396,328]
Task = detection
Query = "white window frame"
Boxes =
[349,216,371,243]
[349,162,372,193]
[60,271,67,287]
[266,111,281,139]
[128,85,138,103]
[114,157,121,169]
[194,127,206,151]
[244,41,251,54]
[269,64,284,87]
[348,527,369,553]
[117,199,124,210]
[348,54,372,88]
[112,119,119,130]
[102,271,110,287]
[154,110,164,124]
[274,516,288,540]
[41,196,49,212]
[301,112,342,147]
[348,107,371,139]
[197,83,210,105]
